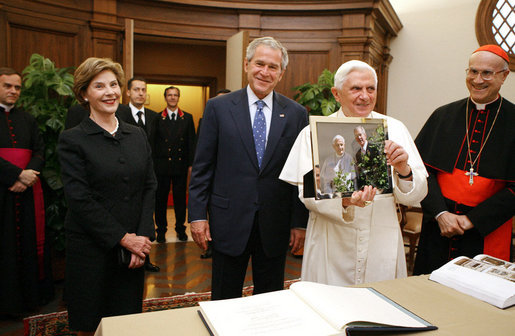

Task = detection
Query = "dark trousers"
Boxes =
[211,216,286,300]
[155,173,187,236]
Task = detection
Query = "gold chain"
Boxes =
[464,97,502,173]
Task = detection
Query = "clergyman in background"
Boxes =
[0,67,53,316]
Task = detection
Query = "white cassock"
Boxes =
[320,152,355,194]
[279,109,428,286]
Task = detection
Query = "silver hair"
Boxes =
[246,37,289,71]
[354,125,366,134]
[334,60,378,89]
[332,135,345,144]
[502,60,509,71]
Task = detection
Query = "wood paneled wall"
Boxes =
[0,0,401,113]
[133,40,225,93]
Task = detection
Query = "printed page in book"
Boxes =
[199,289,342,336]
[290,281,430,330]
[199,281,436,336]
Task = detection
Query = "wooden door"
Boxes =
[225,31,249,91]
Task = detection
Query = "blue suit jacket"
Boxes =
[188,88,308,257]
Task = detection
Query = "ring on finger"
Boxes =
[364,200,372,206]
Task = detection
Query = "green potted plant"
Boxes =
[16,53,76,257]
[293,69,340,116]
[354,124,391,192]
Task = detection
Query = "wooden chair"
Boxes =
[398,205,423,272]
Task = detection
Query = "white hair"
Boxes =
[334,60,378,89]
[332,135,345,144]
[354,125,366,134]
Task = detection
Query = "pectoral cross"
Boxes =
[465,167,478,185]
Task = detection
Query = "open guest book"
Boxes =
[197,281,436,336]
[429,254,515,309]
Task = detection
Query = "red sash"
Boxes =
[0,148,46,279]
[437,168,511,260]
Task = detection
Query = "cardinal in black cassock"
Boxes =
[413,45,515,275]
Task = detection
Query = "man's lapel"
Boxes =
[141,108,150,134]
[230,89,260,170]
[128,105,139,126]
[260,92,286,171]
[159,110,173,139]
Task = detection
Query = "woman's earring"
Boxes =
[84,98,89,102]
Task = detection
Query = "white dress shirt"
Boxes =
[247,86,272,143]
[129,102,145,125]
[166,107,179,120]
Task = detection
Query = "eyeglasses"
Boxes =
[465,68,507,81]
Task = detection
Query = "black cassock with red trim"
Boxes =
[413,96,515,275]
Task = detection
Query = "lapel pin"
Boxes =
[279,114,285,118]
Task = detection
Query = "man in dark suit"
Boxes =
[150,86,195,243]
[188,37,308,300]
[354,125,371,162]
[198,89,231,260]
[353,125,379,187]
[117,77,158,135]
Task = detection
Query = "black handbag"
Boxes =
[117,246,132,267]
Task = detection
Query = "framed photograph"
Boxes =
[310,115,393,199]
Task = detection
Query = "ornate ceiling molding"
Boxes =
[151,0,381,11]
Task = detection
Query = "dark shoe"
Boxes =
[145,262,160,272]
[156,233,166,243]
[178,232,188,242]
[200,247,212,259]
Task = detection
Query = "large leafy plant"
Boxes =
[293,69,340,116]
[355,125,392,192]
[17,53,76,251]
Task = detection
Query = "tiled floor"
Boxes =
[0,210,302,336]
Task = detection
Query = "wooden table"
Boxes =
[95,275,515,336]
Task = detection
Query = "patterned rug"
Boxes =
[23,280,298,336]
